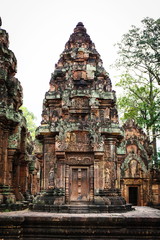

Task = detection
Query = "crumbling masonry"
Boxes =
[0,18,34,209]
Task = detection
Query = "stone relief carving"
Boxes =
[71,97,89,109]
[55,130,93,152]
[67,156,93,165]
[48,167,55,188]
[8,133,20,149]
[104,168,111,189]
[121,153,148,178]
[129,160,138,177]
[89,122,104,151]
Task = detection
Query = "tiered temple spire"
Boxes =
[34,22,131,212]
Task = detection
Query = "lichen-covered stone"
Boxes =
[35,22,131,212]
[117,119,160,206]
[0,18,34,209]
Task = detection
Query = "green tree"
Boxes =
[20,106,37,139]
[116,74,160,166]
[116,73,160,130]
[114,17,160,165]
[115,17,160,85]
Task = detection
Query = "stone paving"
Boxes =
[0,206,160,219]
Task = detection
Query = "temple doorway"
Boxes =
[70,167,89,202]
[129,187,138,205]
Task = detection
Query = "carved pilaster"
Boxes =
[104,138,117,189]
[1,129,9,185]
[7,149,17,186]
[65,164,69,203]
[94,159,100,193]
[90,164,94,202]
[43,136,55,189]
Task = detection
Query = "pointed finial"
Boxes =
[0,17,2,27]
[74,22,86,33]
[76,22,84,27]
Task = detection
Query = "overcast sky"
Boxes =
[1,0,159,124]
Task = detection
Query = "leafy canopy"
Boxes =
[20,106,37,139]
[116,73,160,133]
[114,17,160,163]
[115,17,160,85]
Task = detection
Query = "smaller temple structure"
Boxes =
[0,18,34,210]
[118,119,160,206]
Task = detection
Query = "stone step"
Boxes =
[69,205,89,213]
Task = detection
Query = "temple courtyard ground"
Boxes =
[0,206,160,239]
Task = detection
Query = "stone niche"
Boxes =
[33,22,132,213]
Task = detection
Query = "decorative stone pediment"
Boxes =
[55,131,92,152]
[121,153,148,174]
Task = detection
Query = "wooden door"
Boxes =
[70,167,89,202]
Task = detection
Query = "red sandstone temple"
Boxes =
[34,23,160,211]
[0,18,33,208]
[0,20,159,212]
[34,22,129,212]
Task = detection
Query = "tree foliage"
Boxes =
[20,106,37,139]
[116,74,160,132]
[114,17,160,164]
[115,17,160,85]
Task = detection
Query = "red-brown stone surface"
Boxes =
[0,18,34,207]
[117,119,160,206]
[35,22,126,210]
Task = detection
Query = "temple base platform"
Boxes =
[0,207,160,239]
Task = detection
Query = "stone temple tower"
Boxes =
[35,22,132,212]
[0,18,33,209]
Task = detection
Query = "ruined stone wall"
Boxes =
[0,19,34,207]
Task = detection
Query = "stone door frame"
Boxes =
[127,185,140,206]
[69,166,90,202]
[65,164,94,204]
